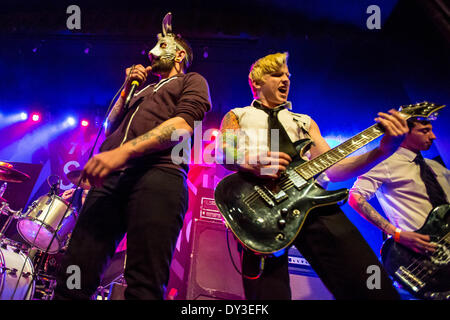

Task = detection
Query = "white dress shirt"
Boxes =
[350,147,450,231]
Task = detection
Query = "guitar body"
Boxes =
[381,204,450,299]
[214,139,349,254]
[214,102,444,255]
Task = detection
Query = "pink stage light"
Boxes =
[211,129,219,139]
[81,120,89,127]
[31,113,41,122]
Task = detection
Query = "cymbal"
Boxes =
[66,170,91,190]
[0,161,30,183]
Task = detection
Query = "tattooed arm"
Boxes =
[124,117,192,158]
[217,111,245,172]
[83,117,192,187]
[217,110,291,178]
[348,192,396,235]
[348,192,437,254]
[105,96,127,136]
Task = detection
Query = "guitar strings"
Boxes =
[242,128,376,205]
[406,231,449,275]
[399,231,450,286]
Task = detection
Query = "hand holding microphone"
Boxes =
[123,64,152,108]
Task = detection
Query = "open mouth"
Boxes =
[278,87,288,94]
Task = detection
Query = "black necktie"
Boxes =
[414,153,448,207]
[254,102,297,158]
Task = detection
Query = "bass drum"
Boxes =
[0,239,35,300]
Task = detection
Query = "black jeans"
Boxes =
[53,166,188,300]
[242,205,400,300]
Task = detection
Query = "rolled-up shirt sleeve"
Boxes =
[349,161,389,200]
[175,73,212,129]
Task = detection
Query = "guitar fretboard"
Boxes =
[295,124,385,179]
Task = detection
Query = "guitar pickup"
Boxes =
[286,170,307,190]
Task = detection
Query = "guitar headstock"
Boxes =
[398,102,445,121]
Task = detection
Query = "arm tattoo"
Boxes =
[218,111,246,168]
[221,111,240,130]
[157,125,177,144]
[355,195,392,234]
[108,97,125,122]
[129,124,176,150]
[130,131,156,147]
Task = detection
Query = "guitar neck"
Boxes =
[295,123,385,180]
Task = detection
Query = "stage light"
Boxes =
[20,112,28,120]
[211,129,219,137]
[66,117,76,126]
[81,120,89,127]
[31,113,41,122]
[210,129,219,141]
[203,128,220,142]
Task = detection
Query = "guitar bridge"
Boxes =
[254,186,275,207]
[395,266,425,292]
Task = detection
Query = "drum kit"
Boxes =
[0,162,92,300]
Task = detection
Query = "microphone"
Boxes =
[124,80,140,109]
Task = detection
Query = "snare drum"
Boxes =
[0,239,35,300]
[17,194,77,254]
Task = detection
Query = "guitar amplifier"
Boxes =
[288,246,334,300]
[198,196,223,223]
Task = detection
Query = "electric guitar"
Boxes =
[214,102,445,255]
[381,204,450,300]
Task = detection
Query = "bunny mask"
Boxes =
[148,12,191,68]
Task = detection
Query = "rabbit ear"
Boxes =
[162,12,173,36]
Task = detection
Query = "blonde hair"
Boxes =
[248,52,289,98]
